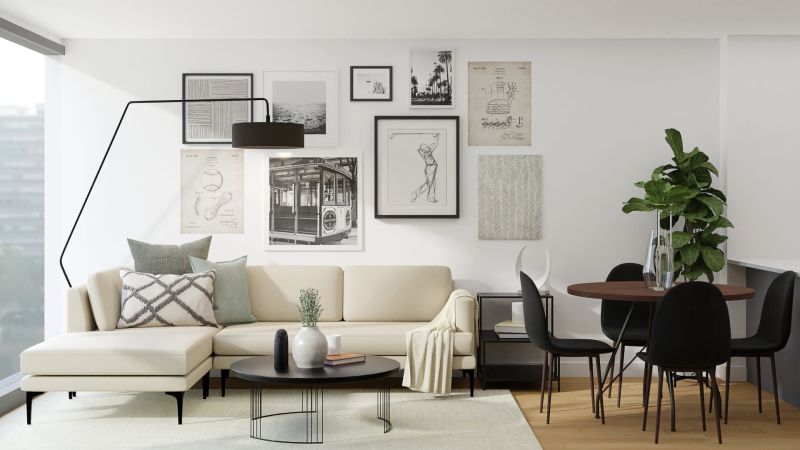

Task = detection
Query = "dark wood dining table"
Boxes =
[566,280,756,419]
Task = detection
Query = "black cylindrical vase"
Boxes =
[274,329,289,371]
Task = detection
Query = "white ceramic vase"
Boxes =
[292,326,328,369]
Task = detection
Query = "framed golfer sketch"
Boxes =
[374,116,459,218]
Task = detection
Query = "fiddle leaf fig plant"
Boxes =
[622,129,733,282]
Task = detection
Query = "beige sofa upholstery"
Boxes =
[20,264,476,424]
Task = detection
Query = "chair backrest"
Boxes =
[648,281,731,369]
[755,271,796,350]
[601,263,650,340]
[520,271,553,352]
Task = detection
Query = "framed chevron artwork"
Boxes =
[478,154,543,240]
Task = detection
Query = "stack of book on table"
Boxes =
[494,320,527,339]
[324,352,366,366]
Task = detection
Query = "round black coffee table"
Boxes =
[230,355,400,444]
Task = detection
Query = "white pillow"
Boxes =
[117,270,218,328]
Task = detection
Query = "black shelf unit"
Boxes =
[477,292,559,390]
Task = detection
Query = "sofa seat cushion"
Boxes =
[214,322,474,357]
[21,327,217,376]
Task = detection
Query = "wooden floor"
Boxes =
[512,377,800,449]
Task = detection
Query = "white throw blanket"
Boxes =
[402,289,475,395]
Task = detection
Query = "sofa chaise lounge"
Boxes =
[20,265,476,423]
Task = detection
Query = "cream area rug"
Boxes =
[0,388,541,449]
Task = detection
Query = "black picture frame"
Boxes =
[350,66,393,102]
[182,73,254,144]
[374,115,460,219]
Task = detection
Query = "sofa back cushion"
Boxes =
[343,266,453,321]
[247,265,343,322]
[86,268,123,331]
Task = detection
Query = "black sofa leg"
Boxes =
[220,369,229,397]
[202,371,210,399]
[26,392,42,425]
[165,392,184,425]
[467,370,475,397]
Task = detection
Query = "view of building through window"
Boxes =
[0,38,45,387]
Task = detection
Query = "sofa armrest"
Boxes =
[453,291,476,334]
[67,285,96,332]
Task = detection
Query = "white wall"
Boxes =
[726,35,800,259]
[46,38,721,375]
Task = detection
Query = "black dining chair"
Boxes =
[601,263,651,407]
[724,270,795,425]
[640,282,731,444]
[520,271,613,424]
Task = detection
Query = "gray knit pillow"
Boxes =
[127,236,211,275]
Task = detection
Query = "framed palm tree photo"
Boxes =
[409,49,454,108]
[374,116,459,218]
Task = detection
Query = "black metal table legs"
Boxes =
[249,384,392,443]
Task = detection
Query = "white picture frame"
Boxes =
[263,70,339,147]
[264,152,363,251]
[409,49,454,109]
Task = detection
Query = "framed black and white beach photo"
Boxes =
[182,73,253,144]
[374,116,459,218]
[409,49,454,108]
[263,70,339,147]
[265,153,363,251]
[350,66,393,101]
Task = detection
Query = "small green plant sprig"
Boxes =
[298,288,323,327]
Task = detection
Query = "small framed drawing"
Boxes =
[409,49,454,108]
[265,153,363,251]
[182,73,253,144]
[350,66,392,101]
[263,70,339,147]
[374,116,459,218]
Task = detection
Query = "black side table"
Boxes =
[477,292,560,390]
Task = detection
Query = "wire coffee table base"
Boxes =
[249,384,392,444]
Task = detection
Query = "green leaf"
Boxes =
[634,180,646,188]
[683,266,704,281]
[665,128,684,157]
[671,231,693,249]
[700,247,725,272]
[705,187,727,202]
[702,233,728,246]
[622,197,653,213]
[696,195,724,217]
[680,244,700,265]
[700,161,719,176]
[709,216,734,231]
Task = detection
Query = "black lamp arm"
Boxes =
[58,97,270,288]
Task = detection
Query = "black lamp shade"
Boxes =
[232,122,304,149]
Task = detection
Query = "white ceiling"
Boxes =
[2,0,800,41]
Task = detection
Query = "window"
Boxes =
[336,174,345,205]
[322,171,335,206]
[0,38,44,391]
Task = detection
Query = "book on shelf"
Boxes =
[494,319,526,334]
[496,332,528,339]
[324,352,366,366]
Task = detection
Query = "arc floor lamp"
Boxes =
[59,97,304,288]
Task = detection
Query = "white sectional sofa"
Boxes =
[20,265,476,424]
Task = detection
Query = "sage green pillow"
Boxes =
[190,255,256,325]
[127,236,211,275]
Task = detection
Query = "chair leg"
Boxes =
[556,355,561,392]
[540,351,549,414]
[655,368,664,444]
[25,392,42,425]
[608,352,615,399]
[697,371,707,431]
[588,356,595,413]
[667,371,676,432]
[756,357,762,414]
[709,370,723,444]
[642,363,652,431]
[770,354,781,424]
[220,369,229,397]
[724,358,731,424]
[467,369,475,397]
[165,392,184,425]
[595,355,606,424]
[618,344,625,407]
[546,353,555,424]
[202,371,210,399]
